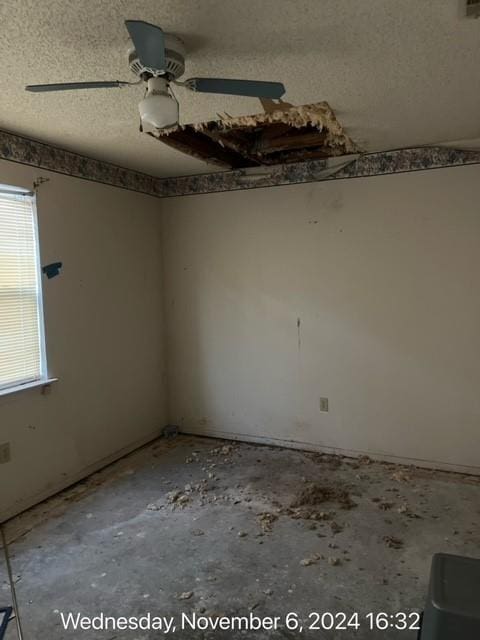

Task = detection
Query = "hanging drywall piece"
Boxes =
[42,262,62,279]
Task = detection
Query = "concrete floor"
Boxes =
[2,435,480,639]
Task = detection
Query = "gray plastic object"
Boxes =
[420,553,480,639]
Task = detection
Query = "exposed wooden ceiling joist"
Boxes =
[151,102,357,169]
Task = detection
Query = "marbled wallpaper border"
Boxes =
[158,147,480,198]
[0,129,158,197]
[1,129,479,199]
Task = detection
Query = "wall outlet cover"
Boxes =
[0,442,11,464]
[320,397,329,412]
[466,0,480,18]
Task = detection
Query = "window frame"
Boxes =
[32,192,48,384]
[0,184,51,395]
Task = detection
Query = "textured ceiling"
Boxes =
[1,0,480,178]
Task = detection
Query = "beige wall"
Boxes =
[0,160,166,521]
[3,161,479,522]
[162,166,480,474]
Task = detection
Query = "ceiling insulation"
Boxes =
[151,101,357,169]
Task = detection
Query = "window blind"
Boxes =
[0,189,45,389]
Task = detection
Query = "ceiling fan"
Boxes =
[25,20,286,131]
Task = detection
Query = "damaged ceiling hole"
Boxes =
[151,100,357,169]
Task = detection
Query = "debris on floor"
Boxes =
[392,469,411,482]
[3,434,480,640]
[211,444,235,457]
[166,489,190,507]
[146,502,162,511]
[300,554,322,567]
[377,500,394,511]
[257,512,278,533]
[330,520,344,534]
[290,482,357,510]
[383,535,404,549]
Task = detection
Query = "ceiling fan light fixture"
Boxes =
[25,19,286,134]
[138,77,179,130]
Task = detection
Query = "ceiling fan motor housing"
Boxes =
[128,33,186,80]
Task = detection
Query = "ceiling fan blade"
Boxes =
[184,78,285,99]
[25,81,129,92]
[125,20,166,71]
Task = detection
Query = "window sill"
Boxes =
[0,378,58,398]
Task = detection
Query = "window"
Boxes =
[0,185,47,391]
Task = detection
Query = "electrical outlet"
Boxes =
[0,442,11,464]
[466,0,480,18]
[319,397,329,412]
